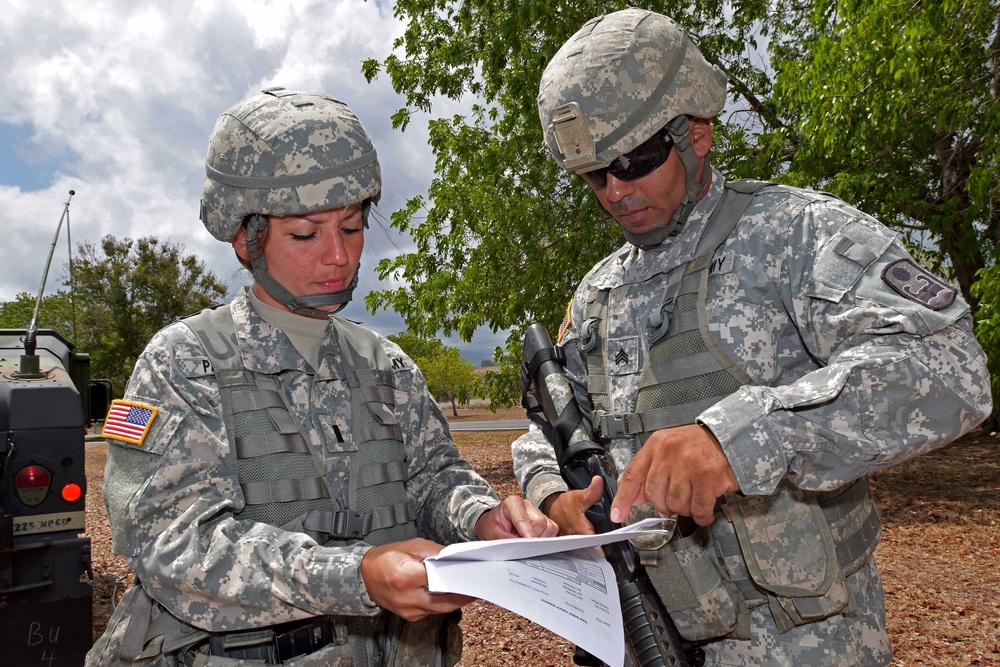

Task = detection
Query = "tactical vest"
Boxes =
[579,181,882,642]
[98,306,460,666]
[185,305,418,550]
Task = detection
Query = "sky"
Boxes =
[0,0,508,366]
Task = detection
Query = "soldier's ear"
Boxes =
[233,227,250,262]
[689,117,712,159]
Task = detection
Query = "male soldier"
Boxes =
[512,9,991,666]
[88,88,554,666]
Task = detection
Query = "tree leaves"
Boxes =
[387,330,477,414]
[61,235,226,397]
[363,0,999,405]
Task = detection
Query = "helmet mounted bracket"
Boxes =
[551,103,603,173]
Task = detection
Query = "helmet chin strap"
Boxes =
[617,115,706,251]
[245,214,360,317]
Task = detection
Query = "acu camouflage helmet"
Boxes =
[200,87,381,242]
[537,9,728,246]
[537,8,727,173]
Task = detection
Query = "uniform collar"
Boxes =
[229,287,331,374]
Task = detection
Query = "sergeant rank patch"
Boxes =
[102,400,159,445]
[881,259,957,311]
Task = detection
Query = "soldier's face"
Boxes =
[234,204,365,312]
[591,117,712,239]
[591,150,689,238]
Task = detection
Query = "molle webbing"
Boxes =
[589,180,770,442]
[184,307,334,535]
[183,306,416,547]
[711,478,882,606]
[630,253,753,443]
[333,320,417,547]
[180,305,421,667]
[581,292,611,414]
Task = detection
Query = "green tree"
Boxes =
[388,331,477,416]
[770,0,999,309]
[362,0,999,405]
[387,330,446,362]
[0,290,76,334]
[69,235,227,398]
[419,346,477,417]
[972,264,1000,428]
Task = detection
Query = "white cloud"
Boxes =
[0,0,500,363]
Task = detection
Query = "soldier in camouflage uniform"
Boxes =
[88,87,555,666]
[512,9,992,666]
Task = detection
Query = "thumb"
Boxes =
[582,475,605,510]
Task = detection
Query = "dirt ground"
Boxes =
[85,412,999,666]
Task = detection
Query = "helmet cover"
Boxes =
[201,87,381,241]
[537,8,727,173]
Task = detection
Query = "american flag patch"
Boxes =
[102,400,159,445]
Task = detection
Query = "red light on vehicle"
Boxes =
[15,465,51,506]
[16,465,50,488]
[62,483,83,502]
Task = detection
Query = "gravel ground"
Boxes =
[85,423,999,666]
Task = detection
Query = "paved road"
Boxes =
[448,419,530,432]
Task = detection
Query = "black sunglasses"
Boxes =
[578,128,674,188]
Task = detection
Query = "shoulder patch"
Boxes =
[557,298,573,344]
[102,400,159,446]
[881,259,957,311]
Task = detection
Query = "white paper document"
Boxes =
[424,518,674,667]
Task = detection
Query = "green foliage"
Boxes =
[773,0,998,308]
[66,235,227,398]
[387,330,446,361]
[363,0,999,402]
[0,290,76,334]
[972,265,1000,427]
[419,346,477,416]
[388,331,478,414]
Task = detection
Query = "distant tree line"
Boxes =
[0,234,485,420]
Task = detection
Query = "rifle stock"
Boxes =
[522,323,703,667]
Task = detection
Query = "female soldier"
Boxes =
[88,87,554,666]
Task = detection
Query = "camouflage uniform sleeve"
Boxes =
[105,323,379,632]
[699,196,992,496]
[383,340,500,544]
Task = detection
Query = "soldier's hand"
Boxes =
[475,495,558,540]
[360,538,474,621]
[610,424,739,526]
[542,475,604,536]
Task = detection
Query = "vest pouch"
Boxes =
[725,487,851,633]
[645,525,746,642]
[383,611,463,667]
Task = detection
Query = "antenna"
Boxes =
[17,190,76,378]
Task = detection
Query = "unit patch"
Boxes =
[881,259,957,311]
[557,299,573,344]
[102,400,159,445]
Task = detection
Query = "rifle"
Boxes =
[521,323,704,667]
